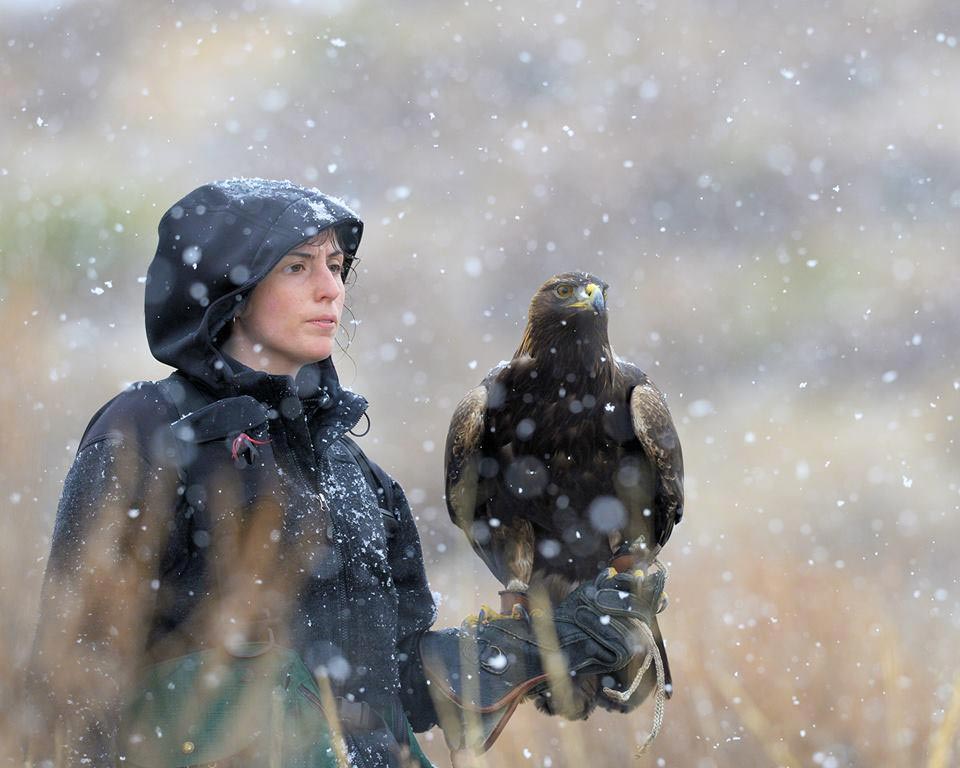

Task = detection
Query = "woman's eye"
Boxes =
[286,263,306,274]
[555,285,572,298]
[328,262,343,276]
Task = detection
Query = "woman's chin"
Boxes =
[305,340,336,361]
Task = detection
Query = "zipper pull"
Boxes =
[317,490,330,513]
[231,432,271,466]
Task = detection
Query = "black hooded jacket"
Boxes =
[27,180,438,767]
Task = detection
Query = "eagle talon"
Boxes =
[469,601,534,627]
[595,567,618,587]
[498,589,530,616]
[468,604,504,626]
[657,592,669,614]
[511,602,531,624]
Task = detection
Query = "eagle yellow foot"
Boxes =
[462,602,520,625]
[463,604,502,627]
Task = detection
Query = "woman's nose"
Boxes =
[311,264,342,299]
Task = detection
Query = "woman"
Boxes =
[26,179,664,768]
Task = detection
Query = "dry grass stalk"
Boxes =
[704,665,802,768]
[314,670,351,768]
[927,669,960,768]
[529,588,590,766]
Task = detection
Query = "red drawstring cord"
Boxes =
[231,432,271,461]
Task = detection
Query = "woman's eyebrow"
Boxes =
[283,248,344,259]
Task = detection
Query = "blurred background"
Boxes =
[2,0,959,765]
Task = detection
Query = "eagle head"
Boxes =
[533,271,609,316]
[516,271,612,359]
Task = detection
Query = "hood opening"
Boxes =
[144,178,363,391]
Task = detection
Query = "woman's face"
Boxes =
[225,232,346,377]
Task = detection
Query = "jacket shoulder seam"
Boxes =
[79,432,123,450]
[77,381,180,454]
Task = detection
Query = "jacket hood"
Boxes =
[144,178,363,390]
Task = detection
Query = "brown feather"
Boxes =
[629,380,684,549]
[444,386,487,544]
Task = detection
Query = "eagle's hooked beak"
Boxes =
[572,283,606,313]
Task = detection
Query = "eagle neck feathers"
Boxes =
[514,318,619,394]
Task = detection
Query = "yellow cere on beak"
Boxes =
[571,283,605,310]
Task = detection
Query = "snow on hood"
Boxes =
[144,178,363,388]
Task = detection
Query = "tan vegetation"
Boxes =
[2,0,958,765]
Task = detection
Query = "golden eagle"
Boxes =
[444,271,684,711]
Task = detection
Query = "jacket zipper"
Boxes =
[280,413,350,679]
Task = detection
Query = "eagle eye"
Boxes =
[554,284,573,299]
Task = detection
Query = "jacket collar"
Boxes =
[195,354,368,436]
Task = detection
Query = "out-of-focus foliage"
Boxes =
[2,0,959,765]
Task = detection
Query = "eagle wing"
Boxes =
[445,384,486,526]
[620,363,684,552]
[444,375,502,579]
[446,362,534,587]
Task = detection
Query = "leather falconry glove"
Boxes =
[420,568,666,756]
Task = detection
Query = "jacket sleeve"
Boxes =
[24,423,180,765]
[385,479,441,732]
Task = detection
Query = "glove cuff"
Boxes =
[419,626,547,753]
